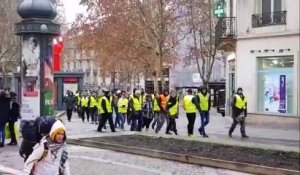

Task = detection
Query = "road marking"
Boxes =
[69,155,172,175]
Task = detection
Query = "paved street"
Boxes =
[0,108,299,174]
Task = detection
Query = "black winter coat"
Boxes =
[0,96,11,124]
[9,101,21,122]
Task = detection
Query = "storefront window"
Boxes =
[257,56,294,115]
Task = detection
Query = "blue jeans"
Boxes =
[199,111,210,134]
[0,122,6,144]
[131,111,142,131]
[118,113,127,129]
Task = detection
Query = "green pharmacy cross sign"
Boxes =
[214,4,225,17]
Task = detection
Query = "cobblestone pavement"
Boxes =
[0,144,251,175]
[0,108,298,174]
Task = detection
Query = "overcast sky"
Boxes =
[62,0,86,23]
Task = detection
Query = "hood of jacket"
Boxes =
[50,120,67,142]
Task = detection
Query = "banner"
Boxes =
[263,73,287,113]
[43,37,55,116]
[21,35,40,120]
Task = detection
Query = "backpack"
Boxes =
[19,116,57,161]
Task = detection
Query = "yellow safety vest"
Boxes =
[235,94,247,109]
[76,96,81,106]
[133,96,142,111]
[99,96,112,113]
[183,95,197,113]
[198,93,209,111]
[89,96,98,108]
[81,97,89,107]
[153,98,160,112]
[98,97,103,114]
[118,98,129,113]
[168,98,179,116]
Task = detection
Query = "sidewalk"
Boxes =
[65,108,299,152]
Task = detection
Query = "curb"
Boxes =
[67,139,300,175]
[55,111,66,118]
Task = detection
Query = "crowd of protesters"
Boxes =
[63,86,248,138]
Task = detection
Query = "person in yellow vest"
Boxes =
[183,89,200,137]
[151,91,160,129]
[229,87,248,138]
[129,89,143,131]
[166,89,179,135]
[118,91,129,130]
[80,92,90,123]
[89,91,98,124]
[155,89,169,133]
[94,91,102,125]
[75,90,82,117]
[97,89,116,132]
[97,90,106,130]
[196,86,211,138]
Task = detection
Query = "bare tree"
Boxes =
[0,0,20,88]
[185,0,217,87]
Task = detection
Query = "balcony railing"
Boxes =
[215,17,237,46]
[252,11,286,28]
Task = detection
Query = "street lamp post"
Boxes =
[15,0,60,120]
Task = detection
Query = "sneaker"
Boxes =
[188,134,196,138]
[229,132,232,138]
[166,131,172,135]
[203,134,209,138]
[198,128,203,136]
[0,143,4,148]
[242,135,249,139]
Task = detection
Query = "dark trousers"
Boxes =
[115,112,121,127]
[90,106,98,122]
[0,122,6,144]
[8,121,17,143]
[166,117,177,133]
[186,113,196,135]
[142,118,153,129]
[199,111,210,134]
[67,109,73,121]
[81,107,90,122]
[127,111,131,125]
[98,113,115,132]
[151,112,160,128]
[118,113,127,129]
[131,111,142,131]
[155,112,167,133]
[229,118,246,136]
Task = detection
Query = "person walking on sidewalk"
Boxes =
[166,90,179,135]
[89,91,99,124]
[183,89,200,137]
[75,90,82,116]
[97,89,116,132]
[129,89,143,131]
[64,91,76,122]
[151,91,160,130]
[229,87,249,138]
[118,91,129,130]
[80,92,90,122]
[23,120,70,175]
[142,94,154,132]
[155,89,169,133]
[114,90,122,128]
[7,92,21,145]
[0,89,11,147]
[196,86,211,138]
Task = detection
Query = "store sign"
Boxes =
[192,73,201,83]
[64,77,78,83]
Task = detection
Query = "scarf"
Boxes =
[46,136,64,159]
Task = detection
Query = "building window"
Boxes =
[252,0,286,27]
[257,56,295,115]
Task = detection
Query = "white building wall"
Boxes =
[235,0,300,117]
